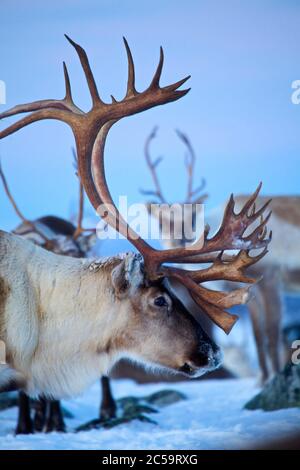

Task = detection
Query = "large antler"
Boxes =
[0,35,271,334]
[140,127,208,204]
[0,35,190,243]
[140,126,166,203]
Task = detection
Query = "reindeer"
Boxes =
[141,128,289,382]
[0,159,106,433]
[0,36,271,434]
[210,195,300,382]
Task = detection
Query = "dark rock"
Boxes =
[144,390,186,407]
[245,362,300,411]
[0,392,18,410]
[76,389,185,431]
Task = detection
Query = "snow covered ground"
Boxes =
[1,378,300,450]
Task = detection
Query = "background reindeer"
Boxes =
[211,195,300,381]
[0,159,118,433]
[141,128,216,337]
[141,128,286,383]
[0,36,271,439]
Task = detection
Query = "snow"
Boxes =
[1,378,300,450]
[1,293,299,450]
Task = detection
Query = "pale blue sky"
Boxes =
[0,0,299,253]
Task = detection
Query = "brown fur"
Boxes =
[237,195,300,228]
[0,276,10,339]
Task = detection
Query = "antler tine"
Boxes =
[163,76,191,93]
[140,126,166,203]
[64,35,104,107]
[191,179,207,201]
[73,180,85,239]
[0,62,82,128]
[244,210,272,244]
[0,159,51,244]
[162,268,240,333]
[175,129,207,203]
[0,101,69,121]
[251,198,272,220]
[175,129,195,202]
[0,108,77,141]
[0,159,28,225]
[0,66,85,143]
[239,182,262,216]
[63,62,73,103]
[189,248,268,284]
[123,37,137,98]
[149,47,164,89]
[190,291,239,333]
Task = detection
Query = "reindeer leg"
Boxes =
[75,377,117,432]
[15,391,33,435]
[100,376,117,421]
[248,285,269,384]
[262,269,283,376]
[33,397,47,432]
[45,400,66,433]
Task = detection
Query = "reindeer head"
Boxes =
[96,252,221,376]
[0,35,271,377]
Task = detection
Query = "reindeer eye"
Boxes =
[121,280,129,291]
[154,296,168,308]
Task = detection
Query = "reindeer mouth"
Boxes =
[178,362,199,376]
[179,349,223,377]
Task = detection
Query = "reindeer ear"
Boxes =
[111,254,144,299]
[111,260,130,299]
[77,232,97,254]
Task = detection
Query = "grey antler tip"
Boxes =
[123,36,130,48]
[64,34,73,43]
[64,34,80,49]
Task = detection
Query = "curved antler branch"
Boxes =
[175,129,207,203]
[123,37,137,98]
[0,108,77,140]
[149,47,164,89]
[0,34,271,334]
[64,35,104,107]
[0,159,51,244]
[140,126,166,203]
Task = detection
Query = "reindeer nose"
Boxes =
[188,341,223,372]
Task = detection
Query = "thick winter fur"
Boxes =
[0,230,220,398]
[0,230,121,397]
